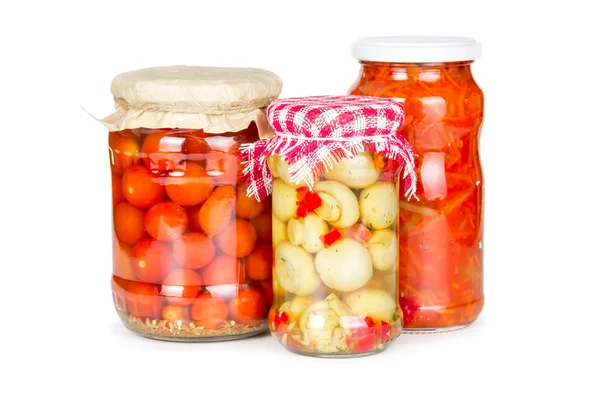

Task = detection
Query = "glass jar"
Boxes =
[349,37,484,332]
[101,66,282,341]
[243,96,417,356]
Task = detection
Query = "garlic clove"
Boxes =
[368,229,398,271]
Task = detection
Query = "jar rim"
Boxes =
[351,36,481,63]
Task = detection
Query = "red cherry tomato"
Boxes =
[111,275,129,310]
[215,219,257,258]
[109,131,141,175]
[245,243,272,281]
[131,238,174,283]
[141,131,186,175]
[161,269,203,307]
[113,237,136,280]
[250,212,272,242]
[172,232,215,269]
[122,165,165,209]
[162,306,189,321]
[165,162,214,206]
[186,205,203,233]
[190,293,228,329]
[144,202,188,242]
[181,132,211,155]
[112,173,124,207]
[125,281,164,318]
[228,286,267,325]
[235,184,267,219]
[202,255,244,287]
[113,202,145,245]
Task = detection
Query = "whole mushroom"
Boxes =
[314,181,360,228]
[324,152,380,188]
[272,179,297,222]
[368,229,398,271]
[287,213,329,253]
[275,242,321,296]
[359,182,399,230]
[344,287,397,324]
[315,238,373,292]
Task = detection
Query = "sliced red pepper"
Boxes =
[320,227,342,248]
[279,311,289,324]
[350,224,372,243]
[380,321,392,341]
[295,187,322,218]
[355,333,376,353]
[273,311,289,331]
[364,316,375,328]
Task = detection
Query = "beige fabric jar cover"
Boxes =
[97,66,283,133]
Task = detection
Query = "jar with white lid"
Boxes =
[349,37,484,332]
[98,66,282,341]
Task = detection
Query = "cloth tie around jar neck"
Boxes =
[242,95,417,201]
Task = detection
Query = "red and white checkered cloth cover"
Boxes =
[242,95,417,201]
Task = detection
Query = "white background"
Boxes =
[1,0,598,398]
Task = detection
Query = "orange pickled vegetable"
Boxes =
[350,61,484,330]
[198,185,236,237]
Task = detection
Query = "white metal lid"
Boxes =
[351,36,481,63]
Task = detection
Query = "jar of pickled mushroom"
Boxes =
[98,66,282,341]
[243,95,417,357]
[349,37,484,332]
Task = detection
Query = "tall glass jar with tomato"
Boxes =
[349,37,484,332]
[101,66,282,341]
[243,96,417,356]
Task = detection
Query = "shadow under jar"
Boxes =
[349,37,485,332]
[103,66,282,341]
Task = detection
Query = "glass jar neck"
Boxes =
[358,60,474,79]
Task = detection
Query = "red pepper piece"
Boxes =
[279,311,289,324]
[380,321,392,341]
[295,187,322,218]
[364,316,375,328]
[350,224,372,243]
[380,159,401,182]
[400,297,419,326]
[375,153,401,182]
[296,186,310,202]
[320,227,342,248]
[273,311,289,330]
[355,333,376,353]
